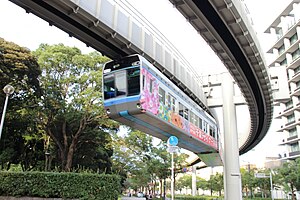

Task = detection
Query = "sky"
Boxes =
[0,0,293,167]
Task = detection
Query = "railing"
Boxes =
[117,0,203,84]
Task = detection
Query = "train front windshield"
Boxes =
[103,57,141,100]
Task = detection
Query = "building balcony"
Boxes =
[275,106,294,119]
[280,151,300,160]
[287,55,300,70]
[289,70,300,83]
[281,135,300,145]
[291,86,300,96]
[278,118,300,131]
[267,20,300,55]
[289,150,300,158]
[268,51,287,68]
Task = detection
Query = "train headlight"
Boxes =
[106,109,111,115]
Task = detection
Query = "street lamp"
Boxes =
[0,84,15,140]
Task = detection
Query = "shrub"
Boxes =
[0,171,121,200]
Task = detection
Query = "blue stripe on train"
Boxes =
[119,110,206,152]
[104,95,140,107]
[119,110,170,138]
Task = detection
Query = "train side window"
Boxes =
[191,112,198,125]
[203,121,208,133]
[184,108,189,120]
[179,103,189,120]
[159,87,166,104]
[195,116,199,128]
[179,102,183,117]
[209,126,215,138]
[209,126,213,137]
[167,94,171,109]
[149,79,153,93]
[127,67,140,96]
[142,75,146,90]
[103,74,115,100]
[168,94,176,112]
[172,97,176,112]
[198,117,202,129]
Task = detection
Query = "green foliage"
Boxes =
[0,171,121,200]
[275,158,300,199]
[241,167,257,198]
[0,38,43,171]
[33,43,118,172]
[177,175,192,190]
[207,172,223,196]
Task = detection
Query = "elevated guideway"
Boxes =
[9,0,273,155]
[169,0,273,154]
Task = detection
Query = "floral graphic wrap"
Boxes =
[158,103,171,122]
[140,68,159,115]
[171,113,183,129]
[140,67,217,150]
[190,122,217,149]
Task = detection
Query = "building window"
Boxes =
[280,59,287,66]
[276,28,283,39]
[292,49,300,61]
[278,44,285,55]
[289,128,297,138]
[285,100,293,110]
[297,81,300,89]
[287,113,295,123]
[290,33,298,45]
[295,66,300,74]
[290,142,300,152]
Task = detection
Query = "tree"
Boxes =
[241,167,256,198]
[208,172,223,196]
[276,159,300,200]
[177,175,192,191]
[33,43,118,172]
[0,38,42,171]
[196,176,208,193]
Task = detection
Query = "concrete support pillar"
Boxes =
[222,73,242,200]
[192,165,197,196]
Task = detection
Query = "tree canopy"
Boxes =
[33,43,119,172]
[0,38,42,171]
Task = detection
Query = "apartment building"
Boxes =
[265,0,300,160]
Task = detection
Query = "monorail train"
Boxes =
[102,54,222,166]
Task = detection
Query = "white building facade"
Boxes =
[265,0,300,161]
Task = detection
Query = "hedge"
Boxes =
[0,171,121,200]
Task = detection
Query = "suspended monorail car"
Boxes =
[102,54,222,166]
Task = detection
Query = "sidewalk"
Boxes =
[121,197,146,200]
[121,196,170,200]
